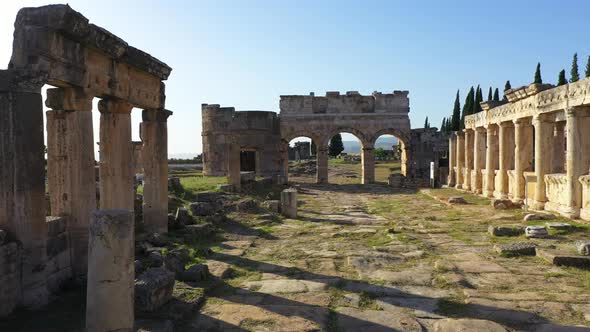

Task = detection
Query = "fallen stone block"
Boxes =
[217,184,233,192]
[492,199,520,210]
[432,318,508,332]
[175,207,192,226]
[182,223,214,238]
[525,225,549,238]
[189,202,216,216]
[488,225,525,237]
[448,196,467,204]
[575,240,590,256]
[546,222,572,230]
[537,249,590,269]
[264,200,280,213]
[494,242,536,256]
[179,264,209,282]
[135,267,175,312]
[523,213,553,221]
[146,233,168,247]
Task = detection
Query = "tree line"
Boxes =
[438,53,590,132]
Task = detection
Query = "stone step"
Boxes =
[536,249,590,269]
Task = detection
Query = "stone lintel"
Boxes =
[142,109,172,122]
[98,99,133,114]
[45,87,92,111]
[0,69,47,93]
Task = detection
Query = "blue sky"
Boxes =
[2,0,589,156]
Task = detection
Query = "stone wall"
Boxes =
[201,105,282,177]
[410,128,449,181]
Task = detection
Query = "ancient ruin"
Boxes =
[449,79,590,221]
[0,4,171,317]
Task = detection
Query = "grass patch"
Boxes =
[436,297,469,316]
[358,292,383,310]
[365,233,393,247]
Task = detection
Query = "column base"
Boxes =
[483,190,495,198]
[544,201,580,219]
[528,200,546,211]
[454,184,463,190]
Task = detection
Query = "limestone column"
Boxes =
[361,145,375,184]
[98,99,134,210]
[316,146,329,184]
[227,143,241,191]
[532,115,553,210]
[498,122,515,198]
[513,118,533,202]
[455,132,465,189]
[565,107,590,217]
[46,87,96,277]
[473,127,486,194]
[448,134,456,187]
[552,121,566,173]
[280,189,298,218]
[0,70,47,306]
[86,210,134,332]
[484,125,499,197]
[140,109,172,234]
[463,129,474,191]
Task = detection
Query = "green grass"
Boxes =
[180,176,227,193]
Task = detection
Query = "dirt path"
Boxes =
[184,183,590,331]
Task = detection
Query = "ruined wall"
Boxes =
[410,128,449,181]
[202,104,282,177]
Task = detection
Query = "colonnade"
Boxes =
[449,106,590,219]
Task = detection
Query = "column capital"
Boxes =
[513,117,531,126]
[499,121,514,128]
[45,87,93,112]
[567,106,590,118]
[532,113,552,124]
[475,126,486,133]
[98,99,133,114]
[455,131,465,138]
[142,108,173,122]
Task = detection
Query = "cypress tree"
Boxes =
[586,56,590,78]
[474,85,483,113]
[493,88,500,101]
[571,53,580,83]
[328,134,344,157]
[460,87,473,129]
[487,87,493,101]
[424,116,430,128]
[451,90,461,131]
[534,62,542,84]
[503,80,512,101]
[557,69,567,86]
[440,117,445,132]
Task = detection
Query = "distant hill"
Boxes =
[343,136,398,154]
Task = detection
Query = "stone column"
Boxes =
[0,70,48,307]
[227,143,241,191]
[86,210,134,332]
[484,125,499,197]
[463,129,474,191]
[46,87,96,277]
[455,132,465,189]
[98,99,134,210]
[497,122,515,198]
[316,147,329,184]
[473,127,486,194]
[361,145,375,184]
[280,189,298,218]
[532,115,553,210]
[448,133,456,187]
[513,118,533,202]
[552,121,566,173]
[140,109,172,234]
[565,107,590,217]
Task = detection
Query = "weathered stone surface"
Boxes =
[174,207,192,225]
[135,267,175,312]
[432,318,508,332]
[167,177,181,190]
[0,229,6,245]
[182,223,214,238]
[237,198,258,212]
[492,199,520,210]
[164,248,190,276]
[134,319,174,332]
[488,225,525,237]
[179,264,209,282]
[189,202,215,216]
[46,232,68,257]
[46,216,66,237]
[546,222,572,230]
[146,233,168,247]
[575,240,590,256]
[494,242,536,256]
[524,213,552,221]
[525,225,549,238]
[281,189,298,218]
[537,249,590,269]
[336,307,422,331]
[448,196,467,204]
[264,200,280,213]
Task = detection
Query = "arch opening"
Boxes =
[285,136,318,183]
[325,132,363,184]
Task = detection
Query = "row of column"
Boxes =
[449,106,590,217]
[45,87,170,277]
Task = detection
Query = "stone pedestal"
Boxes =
[361,146,375,184]
[532,115,553,210]
[473,128,486,194]
[46,87,96,277]
[280,189,298,218]
[316,148,328,184]
[86,210,134,332]
[448,134,456,187]
[484,125,499,197]
[455,132,465,189]
[513,118,533,202]
[98,99,134,210]
[140,109,172,234]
